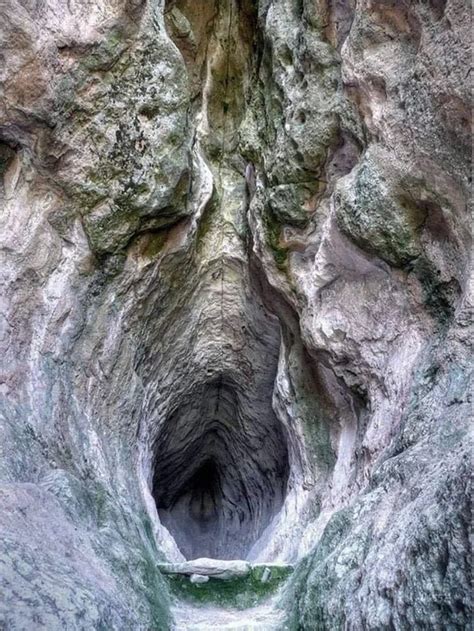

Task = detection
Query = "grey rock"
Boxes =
[189,574,210,584]
[159,558,251,580]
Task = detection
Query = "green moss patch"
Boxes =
[263,209,288,270]
[142,231,169,259]
[164,565,293,609]
[409,256,460,327]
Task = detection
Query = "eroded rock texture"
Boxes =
[0,0,471,629]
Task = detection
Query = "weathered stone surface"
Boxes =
[159,558,251,580]
[190,574,210,584]
[0,0,471,629]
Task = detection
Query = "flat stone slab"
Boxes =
[158,558,251,580]
[158,558,294,582]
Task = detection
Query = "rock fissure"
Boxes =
[148,0,296,564]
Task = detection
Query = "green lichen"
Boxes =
[267,182,319,228]
[142,231,169,259]
[83,205,140,254]
[410,256,460,327]
[138,550,172,629]
[263,208,288,270]
[336,161,426,267]
[82,28,127,72]
[0,143,15,175]
[51,24,190,258]
[282,509,355,630]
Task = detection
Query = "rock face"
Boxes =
[0,0,471,630]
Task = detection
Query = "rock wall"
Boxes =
[0,0,471,629]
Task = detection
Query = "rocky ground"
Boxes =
[0,0,471,629]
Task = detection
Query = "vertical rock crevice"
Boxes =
[145,0,293,561]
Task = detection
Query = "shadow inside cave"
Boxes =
[152,377,289,560]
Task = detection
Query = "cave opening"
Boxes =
[149,0,287,563]
[151,377,289,560]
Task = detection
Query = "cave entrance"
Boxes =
[153,1,280,561]
[155,457,225,560]
[152,378,289,560]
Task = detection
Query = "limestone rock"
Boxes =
[189,574,210,584]
[159,558,251,580]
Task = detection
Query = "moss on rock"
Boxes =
[164,565,293,610]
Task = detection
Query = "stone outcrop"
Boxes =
[0,0,471,629]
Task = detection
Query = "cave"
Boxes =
[152,376,290,560]
[1,0,472,627]
[149,0,287,562]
